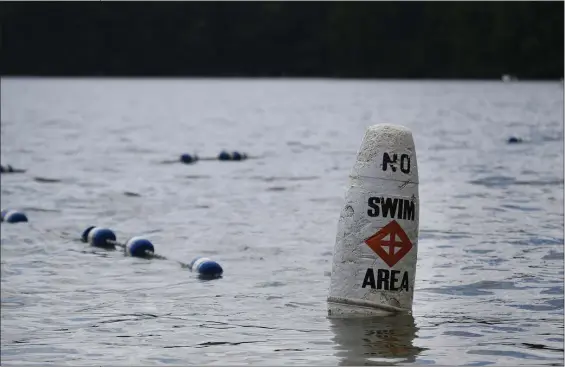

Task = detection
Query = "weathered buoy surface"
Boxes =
[327,123,419,317]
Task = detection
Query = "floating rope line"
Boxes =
[1,210,223,279]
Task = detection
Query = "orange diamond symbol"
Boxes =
[364,220,413,267]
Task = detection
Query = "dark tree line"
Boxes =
[1,1,563,79]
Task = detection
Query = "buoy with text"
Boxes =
[327,123,419,317]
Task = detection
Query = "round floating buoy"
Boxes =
[507,136,523,144]
[189,257,223,278]
[0,165,14,173]
[232,151,243,161]
[83,227,117,249]
[180,153,198,164]
[218,150,231,161]
[125,236,155,258]
[327,123,419,317]
[0,165,26,173]
[1,209,28,223]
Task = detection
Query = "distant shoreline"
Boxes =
[1,75,563,82]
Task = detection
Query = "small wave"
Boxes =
[20,207,60,213]
[464,249,495,254]
[469,176,564,188]
[510,237,564,246]
[513,179,564,186]
[466,348,552,360]
[541,136,563,142]
[500,204,542,212]
[1,297,25,308]
[272,267,308,275]
[468,175,515,187]
[540,287,564,295]
[124,146,156,154]
[443,330,483,338]
[522,343,564,352]
[33,177,62,183]
[243,175,320,182]
[542,250,564,260]
[429,143,472,151]
[421,280,522,296]
[286,141,320,150]
[453,192,491,199]
[256,281,286,288]
[420,229,479,240]
[93,313,159,326]
[267,186,287,191]
[163,340,265,349]
[508,299,564,312]
[185,175,211,179]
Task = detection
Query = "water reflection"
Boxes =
[330,314,425,366]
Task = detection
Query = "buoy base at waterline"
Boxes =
[327,297,406,318]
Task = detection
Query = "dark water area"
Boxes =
[1,78,563,365]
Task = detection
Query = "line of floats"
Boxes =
[1,149,252,174]
[1,134,525,175]
[176,150,249,164]
[81,226,223,279]
[0,149,249,279]
[1,210,223,279]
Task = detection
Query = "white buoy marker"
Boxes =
[328,124,420,317]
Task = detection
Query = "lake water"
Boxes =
[1,78,563,366]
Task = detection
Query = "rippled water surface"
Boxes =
[1,78,563,366]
